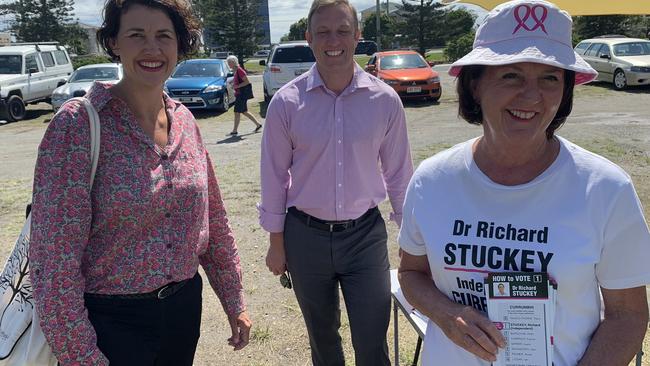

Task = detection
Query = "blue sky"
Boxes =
[73,0,486,44]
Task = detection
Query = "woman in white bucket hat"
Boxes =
[397,1,650,365]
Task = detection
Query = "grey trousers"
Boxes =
[284,208,391,366]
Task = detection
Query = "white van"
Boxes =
[0,43,73,121]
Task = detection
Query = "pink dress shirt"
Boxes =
[259,64,413,232]
[30,82,245,365]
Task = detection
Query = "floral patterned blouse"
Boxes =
[29,82,245,365]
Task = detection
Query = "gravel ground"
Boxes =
[0,69,649,365]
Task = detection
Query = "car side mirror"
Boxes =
[28,68,38,74]
[365,64,376,72]
[600,54,611,60]
[259,60,266,66]
[428,61,435,67]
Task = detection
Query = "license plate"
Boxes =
[406,86,421,93]
[177,97,192,102]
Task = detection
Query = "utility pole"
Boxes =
[376,0,381,51]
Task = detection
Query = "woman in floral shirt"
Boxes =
[29,1,251,365]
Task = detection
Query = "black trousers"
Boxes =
[284,208,391,366]
[83,272,203,366]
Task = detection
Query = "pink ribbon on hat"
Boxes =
[512,4,548,35]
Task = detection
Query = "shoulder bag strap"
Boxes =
[66,97,101,185]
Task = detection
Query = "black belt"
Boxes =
[85,277,191,300]
[288,206,377,232]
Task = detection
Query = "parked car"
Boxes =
[210,51,233,59]
[0,43,73,121]
[574,37,650,90]
[260,41,315,102]
[355,40,378,55]
[364,50,441,101]
[51,63,122,112]
[164,58,234,111]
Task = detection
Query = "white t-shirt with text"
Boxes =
[399,137,650,366]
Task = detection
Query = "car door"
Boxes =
[582,43,606,81]
[595,44,615,81]
[24,52,47,102]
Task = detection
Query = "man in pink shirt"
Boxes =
[259,1,413,364]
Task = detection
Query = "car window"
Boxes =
[271,46,315,63]
[41,52,55,67]
[172,62,224,77]
[53,50,69,65]
[379,54,428,70]
[70,67,119,82]
[0,55,22,74]
[597,45,611,58]
[584,43,604,57]
[574,42,590,54]
[613,42,650,56]
[25,53,40,73]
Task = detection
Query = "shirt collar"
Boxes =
[305,63,375,94]
[86,81,181,112]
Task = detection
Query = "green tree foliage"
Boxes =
[441,9,475,45]
[0,0,88,53]
[195,0,262,63]
[399,0,446,55]
[281,17,307,42]
[362,13,394,50]
[444,31,474,62]
[573,15,650,44]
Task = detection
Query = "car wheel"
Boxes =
[613,69,627,90]
[220,92,229,112]
[5,95,26,122]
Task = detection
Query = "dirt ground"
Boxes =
[0,69,649,365]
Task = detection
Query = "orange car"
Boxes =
[364,50,441,101]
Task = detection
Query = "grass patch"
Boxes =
[251,325,272,343]
[355,55,371,67]
[413,143,454,165]
[0,179,31,255]
[244,59,267,74]
[426,51,446,62]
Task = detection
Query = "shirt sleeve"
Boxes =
[398,172,427,256]
[379,93,413,227]
[29,102,109,365]
[199,153,246,316]
[258,95,293,232]
[596,178,650,289]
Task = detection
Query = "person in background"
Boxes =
[226,55,262,136]
[398,1,650,365]
[259,0,413,365]
[29,0,251,364]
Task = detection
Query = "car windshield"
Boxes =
[70,67,119,82]
[380,54,428,70]
[271,46,315,63]
[0,55,22,74]
[612,42,650,56]
[172,62,223,77]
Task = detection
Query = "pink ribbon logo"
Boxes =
[512,4,548,35]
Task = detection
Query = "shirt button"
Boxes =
[338,162,342,166]
[161,154,168,160]
[338,183,342,187]
[338,140,342,144]
[165,212,171,218]
[338,204,342,208]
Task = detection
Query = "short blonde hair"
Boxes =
[307,0,358,32]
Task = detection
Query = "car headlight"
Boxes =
[52,92,70,100]
[380,78,399,86]
[202,85,223,93]
[427,76,440,84]
[630,66,650,73]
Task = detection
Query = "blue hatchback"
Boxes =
[165,59,234,111]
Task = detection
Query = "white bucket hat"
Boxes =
[449,0,597,85]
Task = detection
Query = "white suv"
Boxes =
[260,41,315,102]
[0,43,73,121]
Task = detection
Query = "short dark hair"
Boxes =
[307,0,359,32]
[97,0,201,61]
[456,65,575,140]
